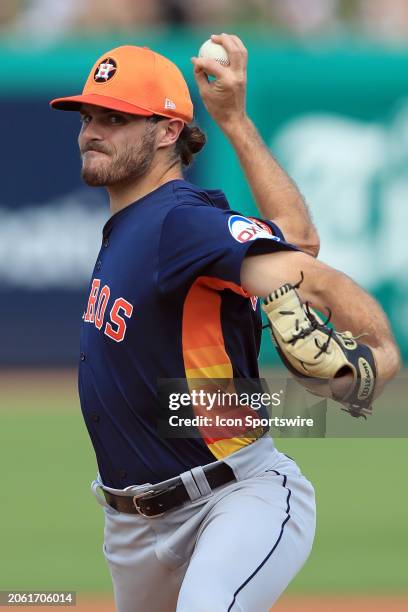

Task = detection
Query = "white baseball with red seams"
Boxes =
[198,39,230,66]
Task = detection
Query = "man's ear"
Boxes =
[156,119,185,149]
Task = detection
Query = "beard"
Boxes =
[81,125,156,187]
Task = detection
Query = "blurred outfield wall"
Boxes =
[1,33,408,365]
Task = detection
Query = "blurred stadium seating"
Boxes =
[1,0,407,367]
[2,1,408,41]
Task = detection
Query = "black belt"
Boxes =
[103,462,236,517]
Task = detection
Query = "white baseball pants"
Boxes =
[93,437,316,612]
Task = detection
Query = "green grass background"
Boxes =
[1,374,407,595]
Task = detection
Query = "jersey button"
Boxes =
[80,352,86,361]
[103,238,109,248]
[96,260,102,271]
[119,470,127,479]
[91,413,100,423]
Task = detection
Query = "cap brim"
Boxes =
[50,93,154,116]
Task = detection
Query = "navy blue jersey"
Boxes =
[79,179,297,487]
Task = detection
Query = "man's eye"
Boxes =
[80,115,91,125]
[108,114,125,124]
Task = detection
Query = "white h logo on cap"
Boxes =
[95,62,115,81]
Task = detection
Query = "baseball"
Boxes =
[198,39,230,66]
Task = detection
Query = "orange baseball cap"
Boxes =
[50,45,193,123]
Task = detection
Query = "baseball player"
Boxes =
[50,35,399,611]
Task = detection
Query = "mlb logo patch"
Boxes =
[228,215,280,244]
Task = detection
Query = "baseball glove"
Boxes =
[261,275,377,418]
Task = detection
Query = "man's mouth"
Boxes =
[82,149,109,157]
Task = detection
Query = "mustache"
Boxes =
[81,141,112,155]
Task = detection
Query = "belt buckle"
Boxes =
[132,490,165,518]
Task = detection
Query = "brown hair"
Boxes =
[175,124,206,167]
[148,116,206,167]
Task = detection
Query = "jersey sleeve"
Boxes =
[158,205,299,294]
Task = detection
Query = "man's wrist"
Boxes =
[219,113,252,140]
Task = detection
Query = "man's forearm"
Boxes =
[223,116,319,255]
[308,267,393,349]
[305,265,401,384]
[241,251,401,382]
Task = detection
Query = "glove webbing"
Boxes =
[262,275,377,419]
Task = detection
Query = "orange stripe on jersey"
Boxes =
[182,276,262,460]
[184,345,231,371]
[182,276,249,373]
[207,428,264,460]
[182,276,233,379]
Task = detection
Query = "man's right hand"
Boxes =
[191,33,248,135]
[192,36,320,257]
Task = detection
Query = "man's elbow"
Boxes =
[273,214,320,257]
[298,227,320,258]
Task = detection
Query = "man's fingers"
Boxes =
[210,33,246,70]
[191,56,226,80]
[192,64,210,93]
[191,37,247,125]
[229,34,248,57]
[211,33,240,50]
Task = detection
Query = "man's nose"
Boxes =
[79,122,105,152]
[82,120,104,140]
